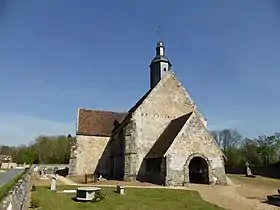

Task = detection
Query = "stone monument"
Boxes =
[50,175,57,191]
[40,168,48,179]
[245,162,255,178]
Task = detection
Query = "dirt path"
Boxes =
[57,175,78,185]
[189,184,277,210]
[58,175,279,210]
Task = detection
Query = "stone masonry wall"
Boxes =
[0,168,32,210]
[69,135,110,176]
[123,71,226,185]
[130,72,201,179]
[123,120,138,181]
[166,112,227,186]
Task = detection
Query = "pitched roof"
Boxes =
[76,109,127,136]
[114,89,153,131]
[145,113,193,159]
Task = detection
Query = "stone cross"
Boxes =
[50,175,57,191]
[245,162,255,177]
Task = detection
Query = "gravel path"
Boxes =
[57,175,78,185]
[189,184,277,210]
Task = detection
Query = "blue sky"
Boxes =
[0,0,280,145]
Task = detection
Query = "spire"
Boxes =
[156,41,165,56]
[149,41,172,89]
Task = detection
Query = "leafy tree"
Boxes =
[0,135,75,164]
[241,138,261,165]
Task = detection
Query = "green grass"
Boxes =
[32,185,225,210]
[0,169,27,201]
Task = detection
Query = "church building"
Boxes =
[68,41,227,186]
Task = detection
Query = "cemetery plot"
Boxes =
[30,186,224,210]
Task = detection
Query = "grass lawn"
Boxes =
[31,185,225,210]
[227,174,280,189]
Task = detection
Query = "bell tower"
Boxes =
[149,41,172,89]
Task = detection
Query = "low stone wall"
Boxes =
[36,164,69,170]
[226,162,280,179]
[0,162,17,170]
[0,168,32,210]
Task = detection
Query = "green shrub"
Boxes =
[31,185,36,191]
[91,191,106,203]
[30,197,40,209]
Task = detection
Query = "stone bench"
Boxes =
[76,187,101,201]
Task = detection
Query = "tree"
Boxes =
[256,135,280,165]
[210,129,243,151]
[1,135,75,164]
[241,138,261,165]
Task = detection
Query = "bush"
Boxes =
[30,198,40,209]
[91,191,106,203]
[31,185,36,191]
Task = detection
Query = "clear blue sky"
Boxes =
[0,0,280,145]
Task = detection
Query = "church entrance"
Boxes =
[144,157,166,185]
[188,157,209,184]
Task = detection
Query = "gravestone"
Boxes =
[117,185,125,195]
[50,175,57,191]
[76,187,101,201]
[40,168,48,179]
[7,202,12,210]
[245,162,255,178]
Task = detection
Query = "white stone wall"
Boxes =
[127,71,226,185]
[132,72,202,176]
[69,135,110,176]
[166,112,226,185]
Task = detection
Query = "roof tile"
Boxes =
[77,109,126,136]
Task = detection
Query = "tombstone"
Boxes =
[116,185,125,195]
[40,168,48,179]
[43,168,48,178]
[76,187,101,201]
[212,176,218,185]
[245,162,255,178]
[54,166,58,175]
[7,202,12,210]
[50,175,57,191]
[98,175,107,181]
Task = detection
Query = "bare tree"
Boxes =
[210,129,243,151]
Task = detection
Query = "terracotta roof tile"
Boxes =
[77,109,127,136]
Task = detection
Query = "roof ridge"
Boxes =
[78,108,127,114]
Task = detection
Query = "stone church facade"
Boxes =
[68,41,227,186]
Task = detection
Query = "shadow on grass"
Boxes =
[71,197,88,203]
